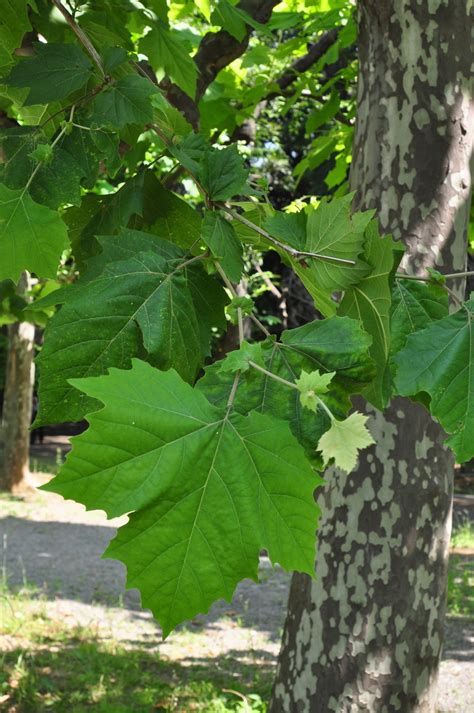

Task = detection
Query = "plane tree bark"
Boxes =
[270,1,473,711]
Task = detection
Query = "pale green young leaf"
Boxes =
[0,183,68,281]
[43,360,320,635]
[296,369,335,413]
[393,300,474,463]
[3,43,93,105]
[91,75,158,129]
[202,212,243,282]
[139,23,197,99]
[199,316,374,465]
[218,340,264,374]
[317,411,375,473]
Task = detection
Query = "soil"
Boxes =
[1,463,473,712]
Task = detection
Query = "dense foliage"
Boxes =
[0,0,472,634]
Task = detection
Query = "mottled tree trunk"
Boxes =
[0,274,35,493]
[270,2,473,712]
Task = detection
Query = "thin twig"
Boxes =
[214,262,237,296]
[226,371,240,411]
[24,106,75,193]
[237,308,244,345]
[248,360,298,389]
[220,204,356,266]
[396,270,474,282]
[253,260,282,298]
[249,312,271,338]
[52,0,105,76]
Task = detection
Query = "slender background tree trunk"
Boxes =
[0,273,35,493]
[270,1,473,711]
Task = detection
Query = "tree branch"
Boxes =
[268,27,339,100]
[161,0,279,127]
[51,0,105,76]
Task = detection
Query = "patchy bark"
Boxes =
[0,273,35,493]
[270,1,473,711]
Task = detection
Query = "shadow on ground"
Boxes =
[0,515,289,642]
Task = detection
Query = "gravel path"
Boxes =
[1,478,473,711]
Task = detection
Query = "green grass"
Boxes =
[447,521,474,618]
[0,586,270,712]
[451,521,474,549]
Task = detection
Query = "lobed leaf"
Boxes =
[394,300,474,463]
[43,360,321,635]
[0,183,68,281]
[339,221,403,409]
[3,43,93,105]
[35,232,227,425]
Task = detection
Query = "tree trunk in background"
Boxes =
[270,2,473,711]
[0,273,35,493]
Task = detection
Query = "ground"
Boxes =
[0,437,473,712]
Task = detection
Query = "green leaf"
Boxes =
[226,295,254,324]
[211,0,247,41]
[202,212,243,282]
[3,43,93,105]
[0,124,104,209]
[296,369,335,413]
[264,210,306,250]
[35,233,227,425]
[91,75,158,129]
[197,145,249,201]
[0,0,34,74]
[0,183,68,281]
[43,360,320,635]
[390,279,449,355]
[317,412,374,473]
[265,196,374,316]
[339,222,403,409]
[139,23,197,99]
[199,316,374,465]
[218,340,264,374]
[393,300,474,463]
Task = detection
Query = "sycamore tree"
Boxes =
[0,0,472,710]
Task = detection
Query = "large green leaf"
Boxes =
[339,222,403,409]
[91,75,158,129]
[390,278,448,355]
[199,316,374,464]
[264,196,373,316]
[0,0,34,73]
[0,183,68,281]
[394,300,474,462]
[35,233,227,425]
[43,360,321,635]
[3,43,93,105]
[201,212,243,282]
[139,23,197,99]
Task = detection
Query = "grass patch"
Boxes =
[447,522,474,619]
[0,587,270,712]
[451,521,474,550]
